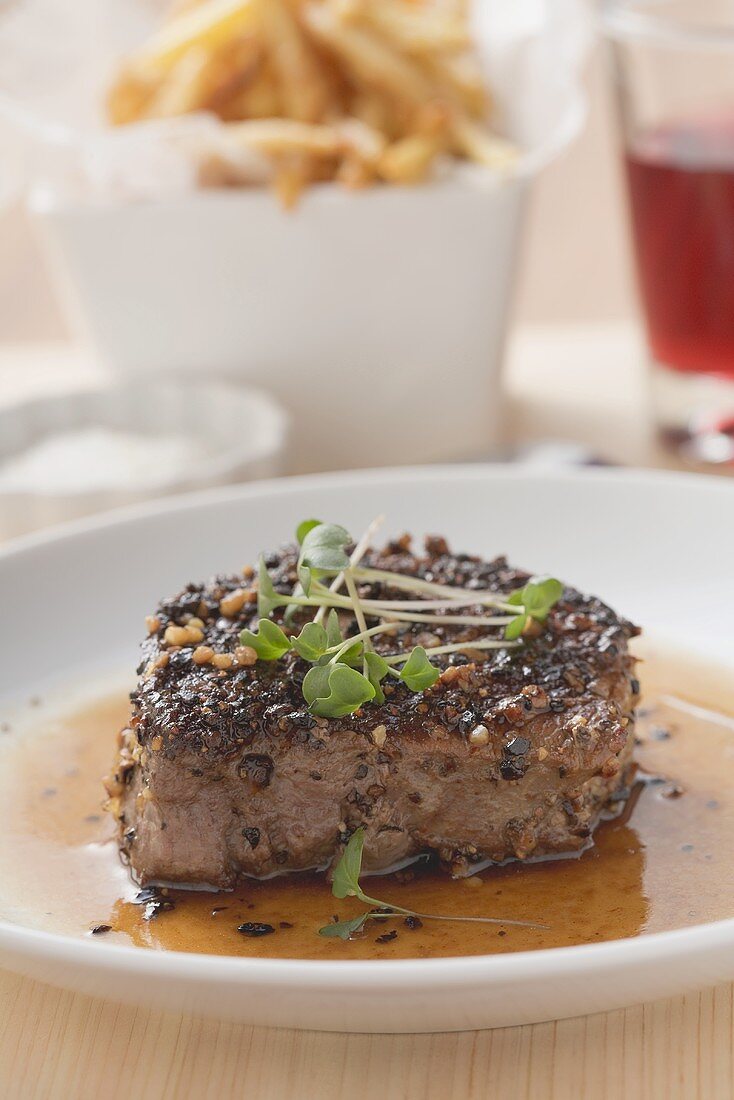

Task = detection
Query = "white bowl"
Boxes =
[0,379,288,539]
[34,176,529,472]
[0,464,732,1032]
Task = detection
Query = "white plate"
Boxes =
[0,465,732,1033]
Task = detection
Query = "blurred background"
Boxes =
[2,33,634,337]
[1,0,732,541]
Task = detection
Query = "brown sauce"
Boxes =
[1,642,733,960]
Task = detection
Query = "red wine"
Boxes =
[626,123,734,380]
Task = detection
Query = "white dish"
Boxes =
[0,464,732,1033]
[0,379,289,539]
[35,178,528,471]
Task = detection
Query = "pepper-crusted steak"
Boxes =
[107,536,640,888]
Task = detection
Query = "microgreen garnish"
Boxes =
[247,519,563,719]
[297,522,351,595]
[291,621,329,662]
[326,609,343,649]
[296,518,322,545]
[331,825,373,903]
[303,662,376,718]
[363,651,389,705]
[239,618,291,660]
[318,829,547,940]
[398,646,440,692]
[257,555,282,619]
[504,576,564,640]
[319,913,374,939]
[301,663,333,706]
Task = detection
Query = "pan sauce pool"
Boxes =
[1,644,733,961]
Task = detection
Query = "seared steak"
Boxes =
[107,536,640,888]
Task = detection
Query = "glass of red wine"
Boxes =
[604,0,734,466]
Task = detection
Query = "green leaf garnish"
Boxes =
[296,518,323,545]
[329,829,391,909]
[302,663,332,705]
[504,613,528,641]
[318,831,396,937]
[505,577,563,639]
[339,640,365,669]
[306,663,375,718]
[332,827,367,899]
[399,646,440,692]
[521,576,562,620]
[250,519,560,731]
[283,580,305,624]
[509,576,563,623]
[318,913,374,939]
[291,621,329,662]
[504,576,562,639]
[364,651,389,704]
[325,609,343,649]
[319,827,548,942]
[297,523,351,595]
[257,556,284,619]
[239,618,292,661]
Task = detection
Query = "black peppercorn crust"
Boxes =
[108,536,640,887]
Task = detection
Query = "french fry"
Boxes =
[261,0,333,122]
[142,47,212,118]
[450,113,516,170]
[335,153,375,189]
[107,0,516,202]
[273,152,312,208]
[140,35,263,119]
[354,1,471,56]
[412,100,452,137]
[107,68,158,125]
[421,51,488,117]
[274,145,341,205]
[197,147,272,188]
[218,66,282,120]
[301,2,434,107]
[377,132,443,183]
[130,0,260,76]
[333,115,384,190]
[350,89,395,139]
[202,36,264,113]
[331,0,364,20]
[225,118,342,157]
[334,116,387,165]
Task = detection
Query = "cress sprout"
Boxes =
[242,519,563,720]
[319,829,547,939]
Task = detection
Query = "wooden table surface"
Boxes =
[1,974,732,1100]
[1,327,732,1100]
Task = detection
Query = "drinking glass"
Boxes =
[603,0,734,466]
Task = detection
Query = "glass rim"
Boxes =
[601,1,734,51]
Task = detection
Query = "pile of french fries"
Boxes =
[108,0,515,205]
